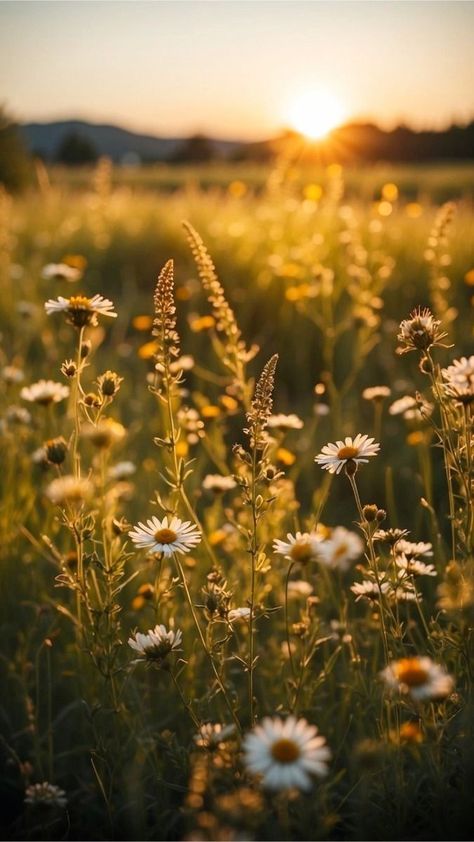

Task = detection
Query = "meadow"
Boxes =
[1,158,473,841]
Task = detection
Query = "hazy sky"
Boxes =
[1,1,473,140]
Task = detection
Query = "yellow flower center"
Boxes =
[155,528,178,544]
[395,658,429,687]
[334,543,348,559]
[68,295,91,309]
[271,738,300,764]
[337,445,359,460]
[290,541,314,564]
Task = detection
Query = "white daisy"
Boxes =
[42,262,82,282]
[267,413,304,431]
[316,527,364,571]
[381,656,454,701]
[394,539,433,559]
[315,434,380,475]
[202,474,237,493]
[128,624,182,664]
[25,782,67,809]
[21,380,70,405]
[273,532,323,565]
[389,395,433,421]
[2,365,24,384]
[396,554,436,578]
[442,355,474,386]
[351,580,390,602]
[287,580,314,599]
[44,294,117,327]
[45,475,94,506]
[128,515,201,556]
[362,386,391,402]
[243,716,331,792]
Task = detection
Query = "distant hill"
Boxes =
[20,120,241,163]
[19,117,474,164]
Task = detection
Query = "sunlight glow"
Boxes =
[287,90,346,140]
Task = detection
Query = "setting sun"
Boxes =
[287,90,346,140]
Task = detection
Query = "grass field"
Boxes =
[1,160,474,840]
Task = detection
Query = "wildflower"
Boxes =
[243,716,330,792]
[395,539,433,559]
[44,294,117,327]
[21,380,69,405]
[317,527,364,571]
[201,404,221,419]
[373,527,409,546]
[44,437,68,466]
[128,515,201,556]
[273,532,323,566]
[61,359,77,378]
[389,395,433,420]
[276,447,296,466]
[351,580,390,602]
[108,461,136,480]
[132,314,153,331]
[267,413,304,430]
[42,262,82,282]
[315,434,380,475]
[97,370,123,397]
[381,657,454,700]
[287,580,314,599]
[25,782,67,809]
[202,474,237,493]
[132,583,155,610]
[397,721,424,744]
[442,355,474,404]
[194,723,236,750]
[128,624,182,665]
[2,365,24,384]
[397,307,449,355]
[81,419,126,449]
[169,354,194,374]
[45,475,93,506]
[5,405,31,425]
[189,315,216,332]
[362,386,391,402]
[390,583,420,603]
[228,607,251,623]
[396,554,436,578]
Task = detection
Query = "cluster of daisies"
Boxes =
[351,532,436,605]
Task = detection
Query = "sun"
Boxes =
[287,90,345,140]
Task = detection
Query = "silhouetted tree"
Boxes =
[0,105,31,190]
[171,134,215,163]
[56,132,98,165]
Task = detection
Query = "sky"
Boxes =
[1,1,473,141]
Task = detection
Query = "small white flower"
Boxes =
[202,474,237,493]
[389,395,433,421]
[315,434,380,475]
[362,386,391,401]
[44,294,117,327]
[287,580,314,599]
[2,365,24,384]
[273,532,323,565]
[42,262,82,282]
[169,354,195,374]
[396,554,436,578]
[351,580,390,602]
[21,380,70,405]
[194,723,236,749]
[267,413,304,431]
[243,716,331,792]
[108,461,136,480]
[81,419,126,449]
[394,539,433,559]
[45,475,93,506]
[128,515,201,556]
[381,656,454,700]
[25,781,67,809]
[390,583,421,603]
[442,355,474,386]
[316,527,364,571]
[228,607,251,623]
[128,624,182,664]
